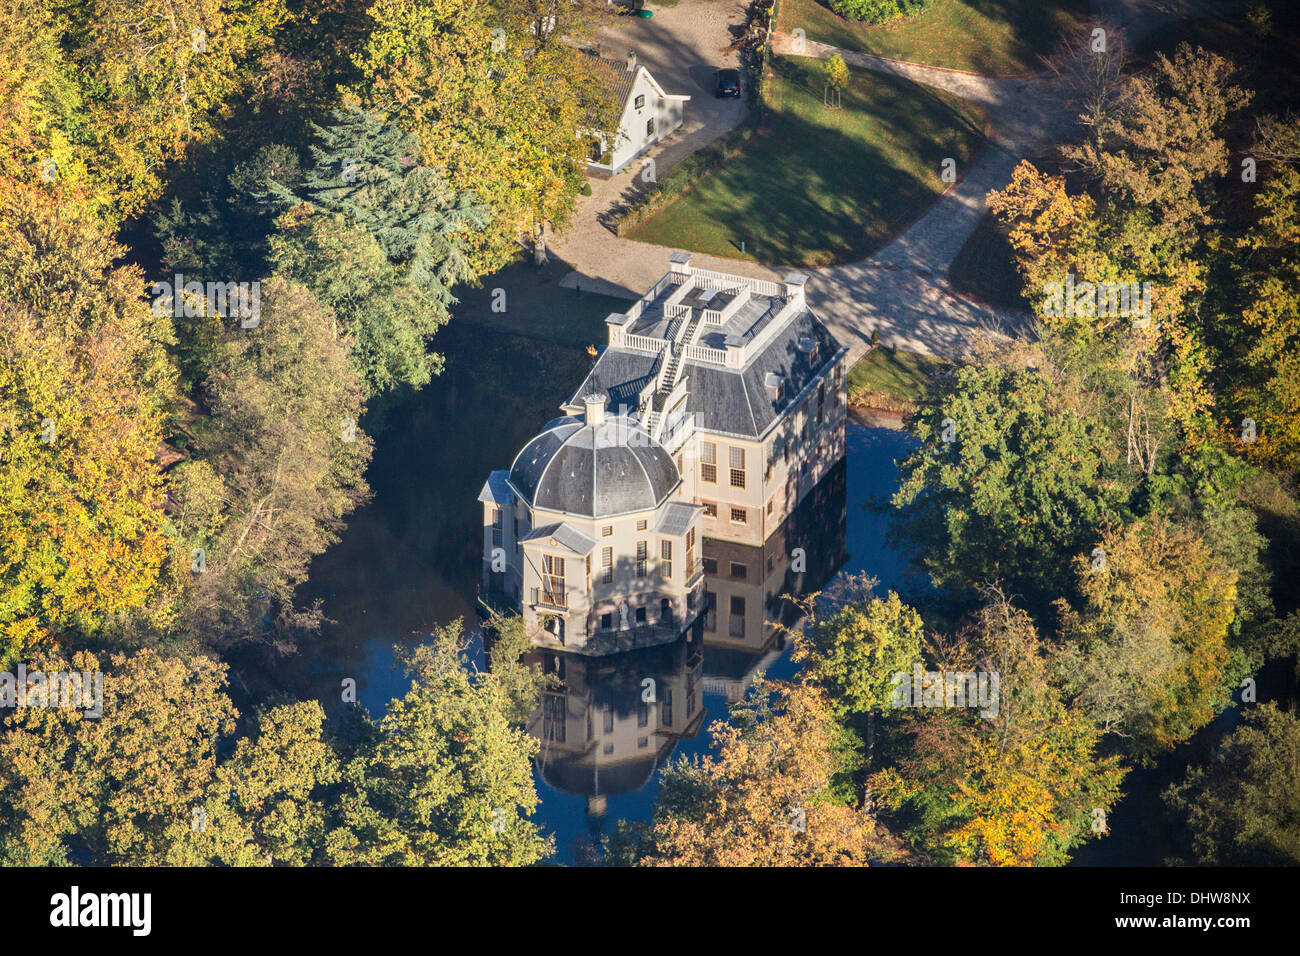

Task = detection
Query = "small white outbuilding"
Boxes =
[584,51,690,176]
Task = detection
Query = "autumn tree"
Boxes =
[351,0,620,273]
[0,649,338,866]
[170,276,372,646]
[0,181,179,661]
[1212,115,1300,474]
[2,0,291,224]
[823,54,848,108]
[1056,517,1238,759]
[626,681,891,866]
[872,595,1125,866]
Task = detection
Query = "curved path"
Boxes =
[552,0,1239,362]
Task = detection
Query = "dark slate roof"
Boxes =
[572,307,843,439]
[508,415,679,518]
[478,470,512,505]
[537,752,663,797]
[521,522,598,555]
[655,501,700,536]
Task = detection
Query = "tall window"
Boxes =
[685,527,696,577]
[636,541,647,578]
[703,590,716,631]
[817,383,825,422]
[729,446,746,488]
[542,554,566,607]
[603,704,614,734]
[646,117,655,137]
[662,688,673,726]
[491,507,503,548]
[701,442,717,483]
[730,595,746,638]
[602,546,613,584]
[660,539,673,578]
[544,693,566,742]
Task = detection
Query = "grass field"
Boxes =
[776,0,1091,75]
[847,346,948,409]
[628,55,987,267]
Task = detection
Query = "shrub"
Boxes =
[827,0,933,25]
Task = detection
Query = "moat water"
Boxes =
[246,319,1273,866]
[239,321,919,864]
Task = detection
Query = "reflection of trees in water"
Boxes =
[242,326,594,711]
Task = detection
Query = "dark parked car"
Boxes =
[714,68,741,98]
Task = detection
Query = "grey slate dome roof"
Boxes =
[508,415,678,518]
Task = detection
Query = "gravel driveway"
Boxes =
[550,0,753,296]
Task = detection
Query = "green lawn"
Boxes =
[776,0,1092,75]
[628,55,987,267]
[452,261,632,348]
[847,346,948,409]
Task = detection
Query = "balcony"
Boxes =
[530,587,568,610]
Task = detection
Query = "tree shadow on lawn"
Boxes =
[637,61,988,267]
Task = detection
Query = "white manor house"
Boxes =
[479,252,849,654]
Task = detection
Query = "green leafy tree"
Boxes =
[795,590,923,802]
[325,624,552,866]
[268,207,449,396]
[0,649,337,866]
[890,346,1129,616]
[1164,703,1300,865]
[171,276,372,645]
[270,105,488,307]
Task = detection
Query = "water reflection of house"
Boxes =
[701,460,847,701]
[479,253,848,654]
[528,633,707,817]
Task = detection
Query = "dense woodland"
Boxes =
[0,1,1297,866]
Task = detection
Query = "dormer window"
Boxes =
[764,371,784,404]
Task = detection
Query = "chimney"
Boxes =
[724,332,746,369]
[668,250,693,281]
[783,273,809,309]
[627,49,637,72]
[582,392,607,426]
